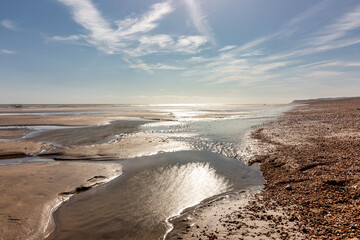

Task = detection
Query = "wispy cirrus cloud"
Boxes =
[52,0,208,57]
[50,34,86,41]
[183,0,215,45]
[51,0,359,88]
[1,49,16,55]
[56,0,174,54]
[124,34,208,57]
[309,4,360,46]
[113,2,174,37]
[229,0,334,55]
[178,2,360,87]
[259,4,360,62]
[218,45,236,52]
[1,19,18,31]
[129,62,185,73]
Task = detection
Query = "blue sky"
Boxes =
[1,0,359,104]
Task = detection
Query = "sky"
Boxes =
[0,0,359,104]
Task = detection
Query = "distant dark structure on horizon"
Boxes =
[291,96,358,104]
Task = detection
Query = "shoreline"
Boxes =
[171,97,360,239]
[166,186,263,238]
[254,97,360,238]
[0,161,122,240]
[163,187,262,240]
[167,112,304,239]
[0,104,300,239]
[43,170,122,239]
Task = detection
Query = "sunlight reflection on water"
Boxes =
[131,162,230,227]
[48,151,263,240]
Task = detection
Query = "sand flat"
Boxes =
[55,133,190,160]
[0,161,122,240]
[0,141,53,158]
[0,129,32,139]
[0,112,175,126]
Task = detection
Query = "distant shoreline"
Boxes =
[291,96,359,104]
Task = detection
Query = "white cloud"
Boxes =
[230,3,360,67]
[181,43,294,86]
[56,0,175,54]
[130,34,175,56]
[178,5,360,87]
[299,60,360,69]
[183,0,215,45]
[309,4,360,46]
[176,35,208,52]
[218,45,236,52]
[287,0,330,26]
[188,56,209,63]
[49,34,86,41]
[345,62,360,67]
[114,2,174,37]
[139,34,174,48]
[52,0,359,87]
[228,1,331,55]
[264,37,360,62]
[126,34,207,57]
[129,62,185,71]
[54,0,209,60]
[57,0,125,54]
[129,62,154,74]
[1,20,18,31]
[153,64,185,70]
[1,49,16,55]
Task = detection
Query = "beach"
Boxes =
[172,97,360,239]
[0,105,192,239]
[0,161,122,240]
[0,104,285,239]
[0,100,358,239]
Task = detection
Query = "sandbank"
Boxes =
[0,161,122,240]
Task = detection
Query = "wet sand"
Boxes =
[0,141,53,159]
[0,118,188,161]
[0,129,190,161]
[0,161,122,240]
[52,133,190,160]
[0,106,197,239]
[0,104,290,239]
[0,128,32,139]
[0,112,175,126]
[175,97,360,239]
[168,188,304,240]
